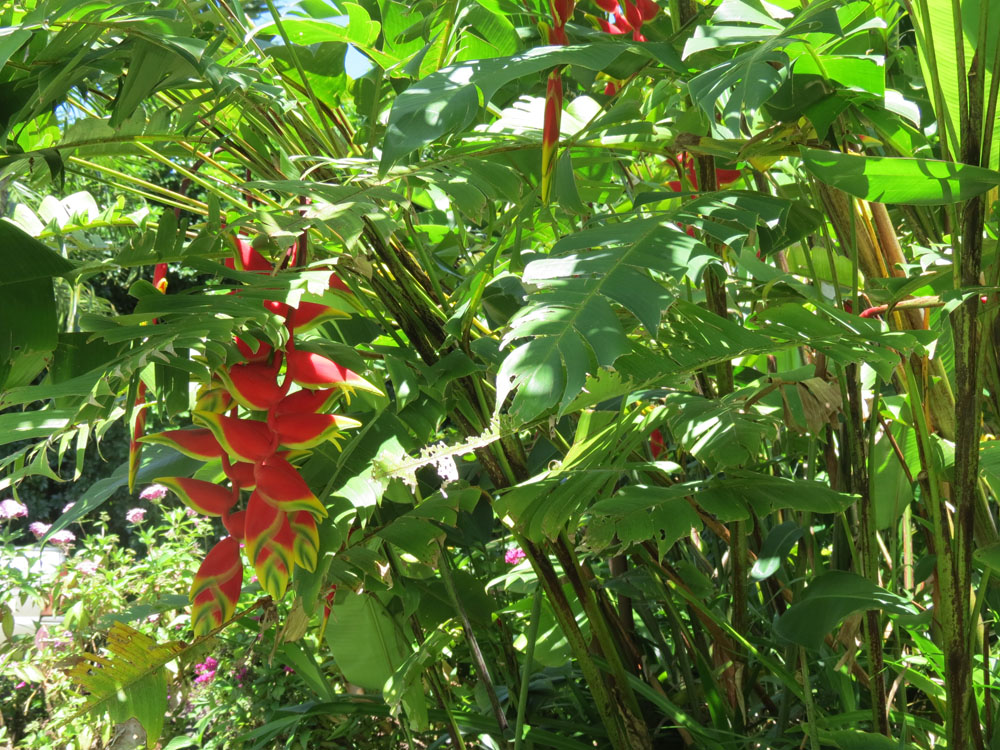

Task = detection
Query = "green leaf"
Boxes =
[799,147,1000,205]
[325,593,411,691]
[0,218,75,282]
[774,571,916,650]
[43,445,202,541]
[750,521,802,580]
[587,485,702,555]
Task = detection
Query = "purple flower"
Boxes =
[283,666,295,674]
[504,547,526,565]
[0,499,28,520]
[50,529,76,547]
[125,508,147,524]
[28,522,50,539]
[139,484,168,502]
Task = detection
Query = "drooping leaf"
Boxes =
[799,147,1000,205]
[774,571,916,650]
[67,622,184,748]
[325,592,412,691]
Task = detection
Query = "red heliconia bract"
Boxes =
[275,388,339,416]
[550,0,574,25]
[159,477,237,516]
[650,428,666,459]
[220,360,285,411]
[195,411,277,463]
[289,510,319,572]
[622,0,642,29]
[599,18,626,33]
[254,456,328,517]
[223,459,257,489]
[636,0,658,20]
[194,383,233,414]
[223,509,247,540]
[139,428,226,461]
[285,350,380,395]
[235,335,272,363]
[230,237,272,272]
[541,70,564,205]
[190,536,244,637]
[289,301,344,332]
[328,272,349,293]
[244,491,296,600]
[595,0,618,12]
[274,412,360,450]
[264,299,291,319]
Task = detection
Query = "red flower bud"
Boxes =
[550,0,575,26]
[541,71,564,205]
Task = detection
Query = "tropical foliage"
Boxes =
[2,0,1000,747]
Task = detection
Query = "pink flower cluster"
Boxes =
[28,522,75,547]
[139,484,168,502]
[194,656,218,684]
[504,547,527,565]
[125,507,147,524]
[0,499,28,520]
[76,559,100,576]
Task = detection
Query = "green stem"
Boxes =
[513,590,543,750]
[437,543,510,745]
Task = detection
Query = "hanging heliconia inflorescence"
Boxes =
[140,233,381,637]
[128,262,169,493]
[595,0,659,94]
[540,0,576,204]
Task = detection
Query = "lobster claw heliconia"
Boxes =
[148,230,370,638]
